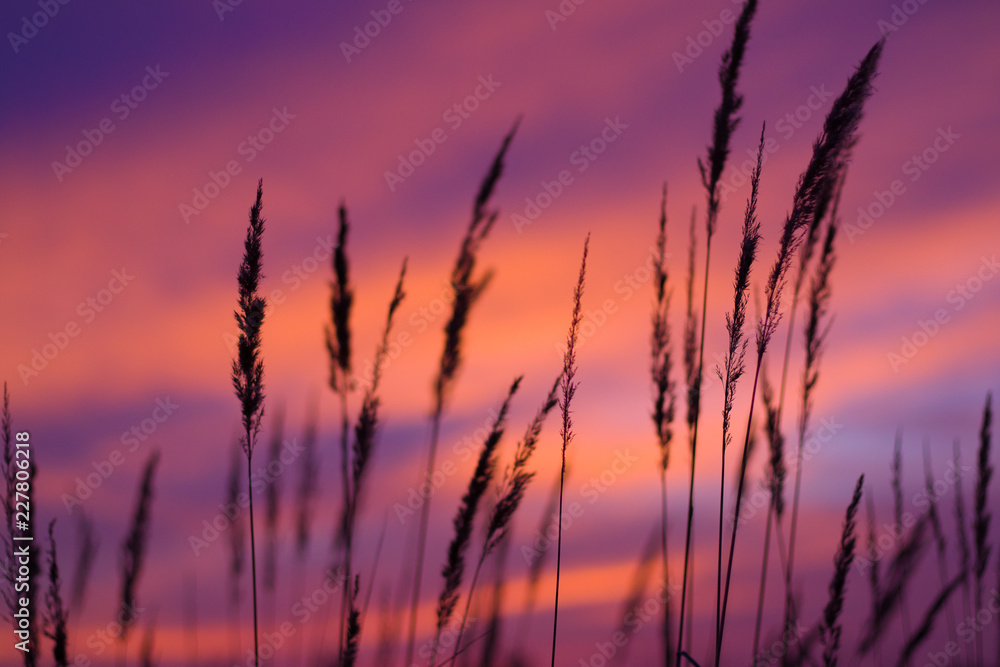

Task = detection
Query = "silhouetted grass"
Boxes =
[551,235,589,667]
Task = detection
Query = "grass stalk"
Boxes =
[651,183,677,665]
[406,120,519,665]
[551,235,590,667]
[714,127,764,664]
[231,179,267,666]
[676,5,757,663]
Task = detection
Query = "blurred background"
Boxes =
[1,0,998,664]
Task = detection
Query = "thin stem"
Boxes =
[775,284,801,666]
[782,435,805,663]
[406,409,443,665]
[661,468,670,666]
[715,438,726,659]
[247,453,261,667]
[338,388,351,661]
[450,553,486,663]
[550,452,567,667]
[717,357,763,664]
[751,502,774,660]
[676,235,713,667]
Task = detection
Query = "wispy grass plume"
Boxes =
[551,235,589,667]
[889,434,912,640]
[340,260,407,663]
[326,202,355,661]
[820,475,863,667]
[295,399,319,560]
[894,570,964,667]
[857,516,928,656]
[407,120,519,666]
[677,3,757,661]
[974,392,992,664]
[434,377,521,663]
[715,126,764,663]
[651,183,677,666]
[231,179,267,666]
[452,374,561,661]
[777,41,883,653]
[344,577,362,667]
[922,440,958,641]
[119,450,159,657]
[70,510,97,614]
[952,440,974,625]
[863,487,883,664]
[43,521,69,667]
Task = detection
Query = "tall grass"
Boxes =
[974,393,992,664]
[325,202,354,660]
[433,377,520,662]
[676,3,757,662]
[650,184,677,666]
[551,235,589,667]
[231,179,267,667]
[777,40,883,655]
[406,120,520,666]
[118,450,159,666]
[42,521,68,667]
[450,374,560,662]
[819,475,862,667]
[714,125,763,663]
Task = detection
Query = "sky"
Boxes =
[1,0,999,665]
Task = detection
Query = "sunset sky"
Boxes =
[1,0,999,665]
